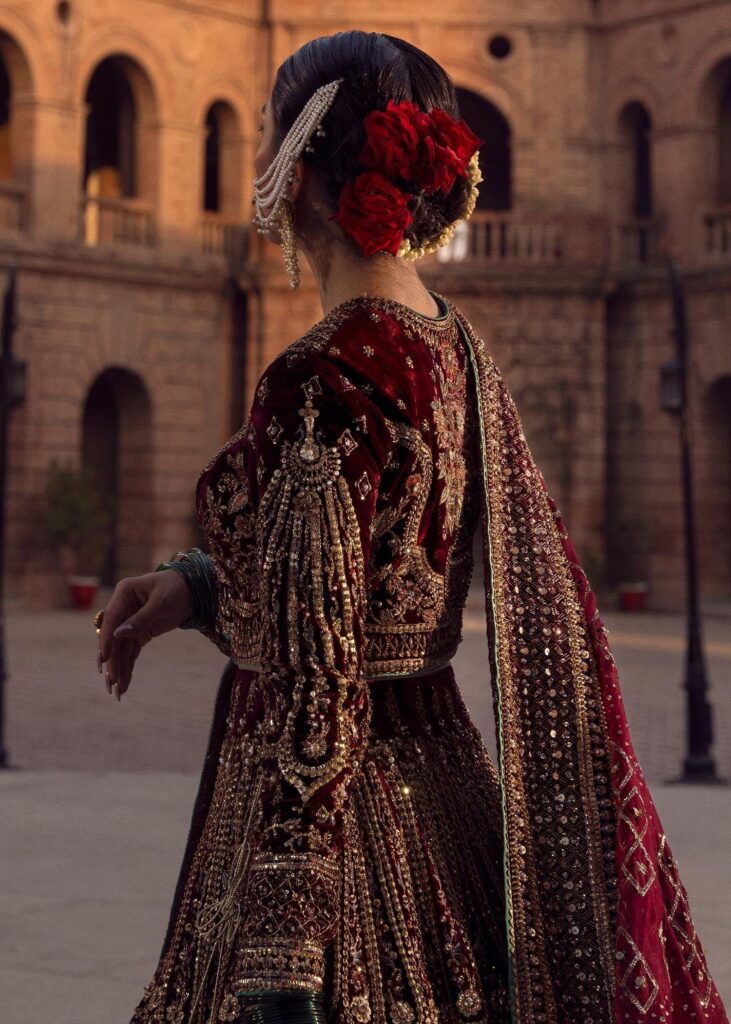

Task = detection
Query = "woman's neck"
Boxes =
[303,236,440,318]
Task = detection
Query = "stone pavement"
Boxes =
[1,587,730,1022]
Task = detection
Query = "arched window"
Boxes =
[615,102,654,263]
[200,100,245,266]
[618,102,653,218]
[84,58,136,200]
[0,54,10,180]
[0,31,33,230]
[455,87,512,211]
[698,58,731,256]
[203,105,221,212]
[82,55,158,246]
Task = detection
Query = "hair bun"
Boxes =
[271,31,482,258]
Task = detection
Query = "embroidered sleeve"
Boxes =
[233,360,386,994]
[194,419,261,663]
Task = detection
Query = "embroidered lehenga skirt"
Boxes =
[140,660,512,1024]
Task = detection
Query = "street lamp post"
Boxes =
[0,265,25,769]
[661,259,725,784]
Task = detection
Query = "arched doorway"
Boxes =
[82,54,158,246]
[81,367,154,584]
[616,101,654,263]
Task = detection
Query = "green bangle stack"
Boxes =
[155,547,218,631]
[236,990,327,1024]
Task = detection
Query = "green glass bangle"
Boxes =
[235,990,327,1024]
[155,547,218,631]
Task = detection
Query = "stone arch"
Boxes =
[455,86,512,210]
[610,79,662,136]
[0,26,34,216]
[81,366,154,584]
[684,30,731,121]
[0,10,46,99]
[81,52,159,245]
[697,56,731,205]
[195,83,251,140]
[450,65,527,140]
[76,30,170,118]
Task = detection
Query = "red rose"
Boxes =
[429,108,483,167]
[332,171,413,257]
[358,99,432,181]
[412,135,465,194]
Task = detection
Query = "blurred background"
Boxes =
[0,1,729,1022]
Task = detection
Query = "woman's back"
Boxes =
[194,290,482,681]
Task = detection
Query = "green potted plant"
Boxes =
[606,514,652,612]
[45,459,114,609]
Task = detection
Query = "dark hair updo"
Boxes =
[270,30,473,256]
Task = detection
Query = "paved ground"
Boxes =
[2,586,730,1022]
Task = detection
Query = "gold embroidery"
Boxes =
[657,834,713,1007]
[256,393,371,804]
[337,427,359,456]
[265,415,284,445]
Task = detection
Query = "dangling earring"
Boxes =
[279,200,300,290]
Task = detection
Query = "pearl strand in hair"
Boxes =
[252,77,345,234]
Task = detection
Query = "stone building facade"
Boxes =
[1,0,729,610]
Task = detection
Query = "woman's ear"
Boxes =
[288,156,306,203]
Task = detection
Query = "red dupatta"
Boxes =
[451,303,728,1024]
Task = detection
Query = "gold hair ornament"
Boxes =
[396,151,483,261]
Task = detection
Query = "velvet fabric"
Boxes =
[129,290,727,1024]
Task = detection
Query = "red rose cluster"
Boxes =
[332,100,482,258]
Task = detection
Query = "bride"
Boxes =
[95,29,728,1024]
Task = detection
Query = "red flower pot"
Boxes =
[68,575,100,609]
[617,582,649,612]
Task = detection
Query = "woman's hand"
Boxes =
[97,569,193,700]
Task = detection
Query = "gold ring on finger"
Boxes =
[93,609,105,635]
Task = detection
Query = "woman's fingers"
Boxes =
[116,637,141,697]
[98,580,136,666]
[97,571,187,696]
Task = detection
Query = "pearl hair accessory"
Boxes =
[252,77,345,289]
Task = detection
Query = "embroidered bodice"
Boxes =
[195,291,481,681]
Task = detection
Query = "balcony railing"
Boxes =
[199,213,249,270]
[82,195,155,248]
[0,180,27,232]
[437,211,564,264]
[704,207,731,259]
